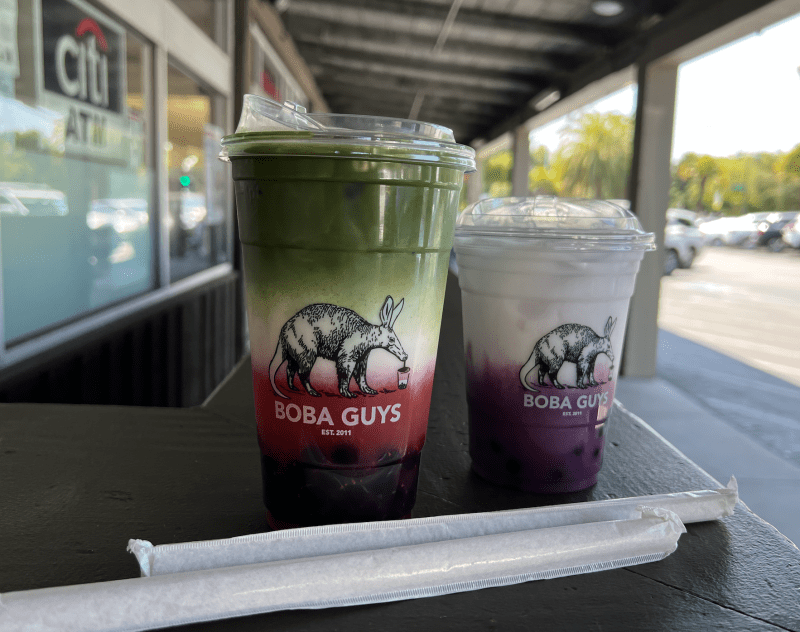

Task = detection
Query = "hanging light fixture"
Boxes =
[591,1,625,17]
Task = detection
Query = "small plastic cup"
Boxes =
[397,367,411,389]
[221,95,475,527]
[453,197,655,493]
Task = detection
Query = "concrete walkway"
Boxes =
[617,329,800,548]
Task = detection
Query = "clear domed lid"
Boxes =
[220,95,476,170]
[456,196,656,251]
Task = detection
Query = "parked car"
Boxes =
[698,216,733,246]
[782,217,800,249]
[698,212,770,247]
[663,208,704,274]
[168,191,207,257]
[87,198,149,234]
[604,202,704,274]
[744,212,798,251]
[0,182,69,216]
[86,198,150,273]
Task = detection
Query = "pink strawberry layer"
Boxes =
[252,360,436,468]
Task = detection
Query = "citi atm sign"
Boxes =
[53,16,113,109]
[39,0,126,156]
[42,0,124,113]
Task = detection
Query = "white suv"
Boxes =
[664,209,704,275]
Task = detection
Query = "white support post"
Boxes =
[622,61,679,377]
[511,124,530,197]
[155,46,171,289]
[466,140,484,205]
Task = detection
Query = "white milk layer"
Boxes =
[454,245,644,375]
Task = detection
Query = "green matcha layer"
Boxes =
[232,156,465,253]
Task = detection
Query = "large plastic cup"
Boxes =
[453,197,655,493]
[221,95,475,528]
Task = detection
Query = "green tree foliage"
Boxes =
[481,148,513,198]
[529,145,561,195]
[556,112,633,199]
[781,145,800,209]
[0,140,36,182]
[478,109,799,217]
[669,146,800,214]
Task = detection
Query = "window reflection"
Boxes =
[166,63,228,283]
[0,15,153,344]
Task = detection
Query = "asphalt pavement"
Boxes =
[658,246,800,387]
[617,245,800,548]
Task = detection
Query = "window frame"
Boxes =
[248,22,308,107]
[163,55,232,284]
[0,0,234,371]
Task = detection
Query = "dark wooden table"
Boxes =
[2,273,800,631]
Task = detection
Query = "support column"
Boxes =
[622,61,679,377]
[466,140,484,205]
[511,124,530,197]
[154,45,171,289]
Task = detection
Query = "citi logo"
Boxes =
[55,18,110,108]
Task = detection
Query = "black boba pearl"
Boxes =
[490,440,503,454]
[597,425,605,437]
[331,444,359,465]
[593,447,601,459]
[505,458,522,475]
[573,446,584,456]
[301,443,328,466]
[377,448,401,466]
[547,468,565,482]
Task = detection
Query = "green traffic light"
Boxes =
[179,175,191,187]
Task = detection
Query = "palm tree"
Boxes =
[528,145,561,195]
[694,155,719,212]
[676,153,720,212]
[482,149,513,198]
[780,144,800,209]
[556,112,634,199]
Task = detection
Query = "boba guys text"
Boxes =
[275,401,403,426]
[523,392,610,410]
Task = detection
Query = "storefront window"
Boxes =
[1,0,154,344]
[249,24,308,108]
[166,62,228,283]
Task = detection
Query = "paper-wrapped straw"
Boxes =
[130,478,737,577]
[0,507,684,632]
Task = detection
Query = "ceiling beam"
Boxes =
[326,96,503,125]
[281,0,613,52]
[325,102,476,132]
[304,51,535,93]
[316,73,536,106]
[295,33,589,78]
[295,38,572,84]
[289,26,582,76]
[479,0,778,143]
[326,90,502,113]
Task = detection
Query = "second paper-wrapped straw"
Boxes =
[1,508,684,632]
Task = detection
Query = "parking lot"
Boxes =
[619,244,800,544]
[659,245,800,387]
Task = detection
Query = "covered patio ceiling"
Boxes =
[272,0,776,145]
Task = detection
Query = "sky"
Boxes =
[528,11,800,162]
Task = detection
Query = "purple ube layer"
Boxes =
[466,356,614,493]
